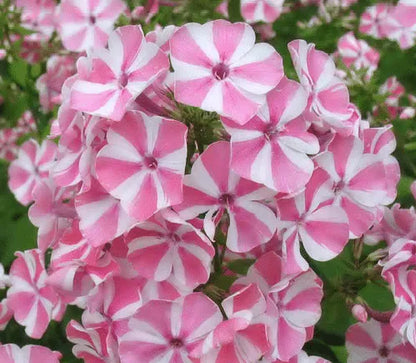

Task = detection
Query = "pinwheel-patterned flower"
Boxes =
[346,319,416,362]
[7,249,61,339]
[95,110,188,221]
[0,344,61,363]
[118,293,223,363]
[70,25,169,121]
[8,139,57,206]
[58,0,126,52]
[240,0,285,24]
[175,141,276,253]
[126,209,214,289]
[222,77,319,193]
[170,20,283,124]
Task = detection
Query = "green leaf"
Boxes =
[227,258,255,275]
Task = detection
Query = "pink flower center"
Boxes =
[170,338,183,348]
[144,156,158,170]
[212,63,230,80]
[168,233,181,244]
[264,125,278,141]
[218,193,234,206]
[378,346,389,357]
[89,15,96,24]
[119,73,129,88]
[334,180,345,193]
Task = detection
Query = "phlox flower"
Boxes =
[70,25,169,121]
[95,110,188,221]
[315,134,391,237]
[191,284,270,362]
[170,19,283,124]
[276,168,349,274]
[359,4,392,38]
[118,293,223,362]
[288,39,353,135]
[58,0,126,52]
[240,0,285,24]
[0,128,19,162]
[222,77,319,193]
[7,249,62,339]
[0,344,61,363]
[232,252,323,361]
[337,32,380,77]
[346,319,416,362]
[175,141,277,253]
[8,139,57,206]
[126,209,214,289]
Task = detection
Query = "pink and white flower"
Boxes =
[346,319,416,362]
[359,4,392,38]
[288,39,353,135]
[315,134,390,237]
[222,77,319,193]
[175,141,276,253]
[0,344,61,363]
[337,32,380,77]
[70,25,169,121]
[7,249,62,339]
[95,110,188,221]
[58,0,126,52]
[191,284,270,362]
[240,0,285,24]
[75,179,135,247]
[276,168,350,273]
[8,139,57,206]
[232,252,323,361]
[170,20,283,124]
[118,293,223,362]
[126,209,214,289]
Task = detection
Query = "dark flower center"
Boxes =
[144,156,158,170]
[212,63,230,80]
[170,338,183,348]
[378,345,389,357]
[89,15,96,24]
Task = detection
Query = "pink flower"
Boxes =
[232,252,323,361]
[7,249,62,339]
[36,55,76,111]
[58,0,126,52]
[170,20,283,124]
[191,284,270,362]
[390,270,416,348]
[352,304,368,323]
[75,179,135,247]
[276,168,349,273]
[222,77,319,193]
[0,128,19,161]
[315,134,390,237]
[288,39,353,135]
[47,221,119,299]
[240,0,285,23]
[0,344,61,363]
[67,310,119,363]
[18,0,56,41]
[118,293,222,362]
[126,209,214,289]
[0,299,12,331]
[8,139,57,206]
[28,180,76,252]
[70,25,169,121]
[384,4,416,49]
[175,141,276,253]
[16,111,37,136]
[275,350,330,363]
[359,4,392,38]
[95,110,188,221]
[346,319,416,362]
[337,32,380,77]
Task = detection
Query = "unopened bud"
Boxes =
[352,304,368,323]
